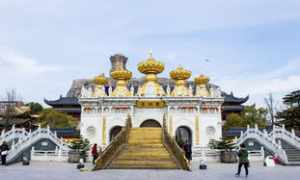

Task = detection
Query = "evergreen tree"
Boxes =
[276,90,300,130]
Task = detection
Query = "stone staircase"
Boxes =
[108,128,178,169]
[280,140,300,165]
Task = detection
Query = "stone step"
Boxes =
[128,140,163,144]
[110,160,178,169]
[118,150,170,158]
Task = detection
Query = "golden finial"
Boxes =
[170,66,192,80]
[195,74,209,85]
[93,74,107,85]
[138,52,165,74]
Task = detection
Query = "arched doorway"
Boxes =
[175,126,192,147]
[140,119,161,128]
[109,126,122,142]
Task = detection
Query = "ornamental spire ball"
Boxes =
[170,66,192,80]
[93,74,107,85]
[195,74,210,85]
[137,52,165,74]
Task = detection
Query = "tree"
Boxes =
[26,102,43,114]
[276,90,300,130]
[242,105,267,128]
[224,105,267,130]
[264,93,276,127]
[224,113,244,131]
[1,89,20,129]
[38,108,78,128]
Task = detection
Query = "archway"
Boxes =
[140,119,161,128]
[175,126,192,147]
[109,126,122,142]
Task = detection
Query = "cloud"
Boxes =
[218,59,300,106]
[0,47,61,75]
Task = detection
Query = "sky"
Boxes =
[0,0,299,108]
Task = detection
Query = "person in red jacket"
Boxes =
[91,144,98,164]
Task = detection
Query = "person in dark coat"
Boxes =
[236,144,249,177]
[0,141,10,165]
[183,141,192,164]
[91,144,98,164]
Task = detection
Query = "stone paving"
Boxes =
[0,161,300,180]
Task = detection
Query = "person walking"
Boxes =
[0,141,10,165]
[91,144,98,164]
[235,144,249,177]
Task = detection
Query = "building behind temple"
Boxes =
[45,54,249,123]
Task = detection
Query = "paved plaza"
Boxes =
[0,162,300,180]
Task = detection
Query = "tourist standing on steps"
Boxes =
[236,144,249,177]
[0,141,10,165]
[91,144,99,164]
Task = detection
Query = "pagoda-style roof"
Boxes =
[44,96,79,106]
[221,92,249,104]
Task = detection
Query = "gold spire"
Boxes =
[111,70,132,97]
[195,74,210,97]
[137,53,165,96]
[170,66,192,81]
[138,53,164,74]
[195,75,209,85]
[169,66,192,96]
[93,74,107,85]
[92,74,107,97]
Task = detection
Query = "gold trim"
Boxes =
[102,117,106,145]
[169,116,173,137]
[195,115,200,145]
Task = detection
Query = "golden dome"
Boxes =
[93,74,107,85]
[195,75,209,85]
[111,70,132,80]
[170,66,192,80]
[138,54,164,74]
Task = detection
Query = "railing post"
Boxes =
[261,146,265,160]
[282,124,285,131]
[12,124,16,139]
[31,146,35,158]
[278,140,282,149]
[11,139,15,150]
[247,124,250,130]
[1,129,4,138]
[234,136,238,143]
[255,124,258,131]
[292,129,296,138]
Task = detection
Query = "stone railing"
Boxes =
[0,125,29,143]
[269,125,300,150]
[193,146,265,162]
[31,147,69,162]
[6,126,69,164]
[236,125,288,164]
[94,115,132,170]
[162,115,190,171]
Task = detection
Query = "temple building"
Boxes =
[45,54,248,124]
[78,53,223,149]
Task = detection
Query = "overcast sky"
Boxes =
[0,0,299,108]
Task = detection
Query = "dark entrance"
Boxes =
[175,126,192,146]
[140,119,161,128]
[109,126,122,142]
